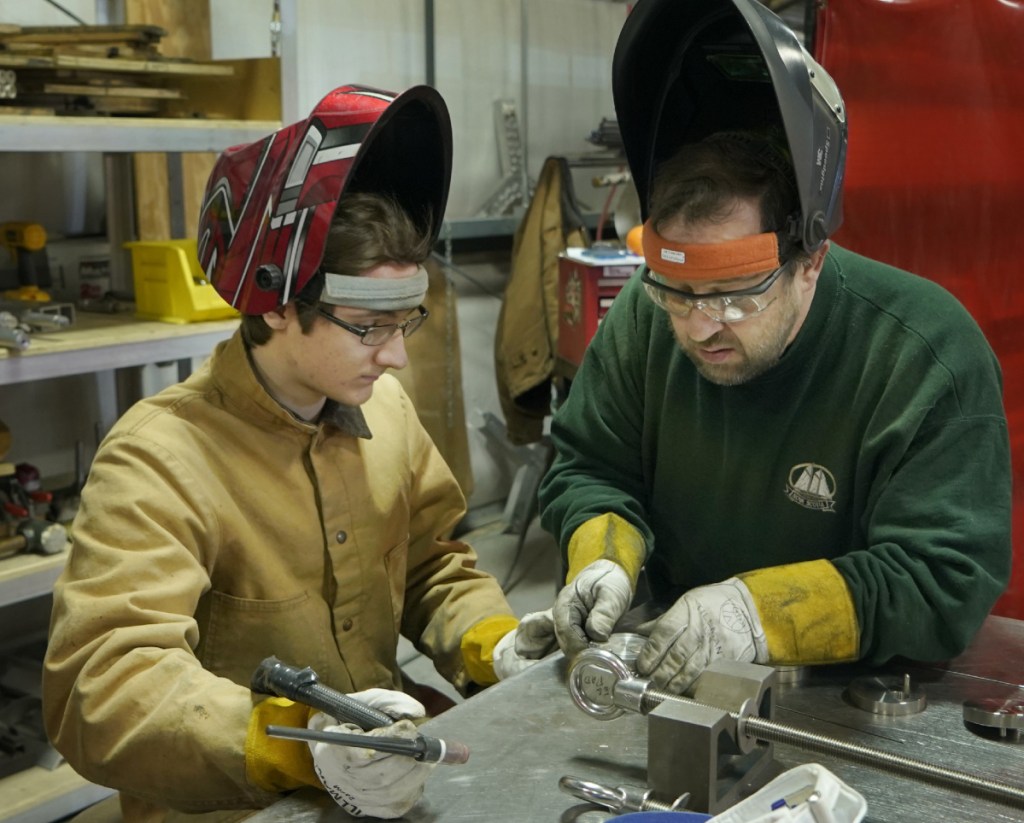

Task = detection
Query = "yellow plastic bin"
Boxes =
[125,239,239,324]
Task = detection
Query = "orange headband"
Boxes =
[641,219,782,282]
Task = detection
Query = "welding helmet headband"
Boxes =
[613,0,846,253]
[197,84,452,315]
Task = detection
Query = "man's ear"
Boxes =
[798,240,830,289]
[261,303,293,331]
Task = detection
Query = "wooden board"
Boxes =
[124,1,219,242]
[42,83,182,100]
[126,0,211,60]
[0,24,165,42]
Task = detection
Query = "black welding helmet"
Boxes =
[613,0,846,252]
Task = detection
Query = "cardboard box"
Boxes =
[557,247,642,368]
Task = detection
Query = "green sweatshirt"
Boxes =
[539,244,1011,664]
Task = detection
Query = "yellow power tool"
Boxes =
[1,221,51,302]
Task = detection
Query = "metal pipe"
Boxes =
[424,0,435,87]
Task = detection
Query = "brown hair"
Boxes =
[648,131,807,265]
[241,192,434,347]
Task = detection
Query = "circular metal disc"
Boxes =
[963,697,1024,735]
[774,665,809,686]
[848,674,927,716]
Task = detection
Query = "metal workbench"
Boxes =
[252,616,1024,822]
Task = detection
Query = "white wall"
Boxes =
[0,0,95,25]
[212,0,625,219]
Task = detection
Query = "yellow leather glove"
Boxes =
[460,614,520,686]
[246,696,319,792]
[739,559,860,665]
[554,513,647,655]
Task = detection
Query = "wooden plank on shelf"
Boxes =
[125,0,222,241]
[53,53,233,76]
[42,83,182,100]
[0,24,165,44]
[0,54,57,70]
[0,52,233,76]
[5,312,237,350]
[0,105,55,116]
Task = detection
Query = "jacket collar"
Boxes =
[212,330,373,439]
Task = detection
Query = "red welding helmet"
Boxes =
[197,84,452,315]
[613,0,846,252]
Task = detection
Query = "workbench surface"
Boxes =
[0,311,238,385]
[252,616,1024,822]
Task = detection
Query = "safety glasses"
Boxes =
[316,304,429,346]
[641,264,786,323]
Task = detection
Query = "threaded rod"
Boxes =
[640,686,1024,809]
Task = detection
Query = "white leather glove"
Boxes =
[308,688,433,819]
[636,578,768,694]
[553,559,634,655]
[493,609,557,680]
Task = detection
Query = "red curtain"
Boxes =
[813,0,1024,618]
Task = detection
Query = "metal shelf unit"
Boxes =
[0,113,266,823]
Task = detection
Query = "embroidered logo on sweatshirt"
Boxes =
[785,463,836,512]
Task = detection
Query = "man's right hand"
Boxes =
[553,559,634,655]
[308,689,432,819]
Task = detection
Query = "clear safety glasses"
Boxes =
[316,304,429,346]
[641,264,787,323]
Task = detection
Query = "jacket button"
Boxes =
[336,530,347,544]
[342,618,354,631]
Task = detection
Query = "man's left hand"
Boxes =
[493,609,557,680]
[635,578,767,694]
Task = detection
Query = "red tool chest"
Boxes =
[557,247,642,369]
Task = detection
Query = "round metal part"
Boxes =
[963,697,1024,741]
[592,633,646,673]
[568,647,634,720]
[773,665,809,686]
[847,673,927,716]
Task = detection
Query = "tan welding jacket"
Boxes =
[42,331,513,820]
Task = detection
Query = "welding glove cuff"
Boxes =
[636,577,768,694]
[493,609,557,680]
[246,697,320,792]
[553,513,647,656]
[307,712,434,819]
[461,614,520,686]
[738,560,860,666]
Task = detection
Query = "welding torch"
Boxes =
[251,656,470,765]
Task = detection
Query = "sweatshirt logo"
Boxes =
[785,463,836,512]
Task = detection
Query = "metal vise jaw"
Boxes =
[568,650,779,814]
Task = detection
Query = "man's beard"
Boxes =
[675,290,800,386]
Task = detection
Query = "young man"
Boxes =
[540,0,1011,694]
[43,85,552,822]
